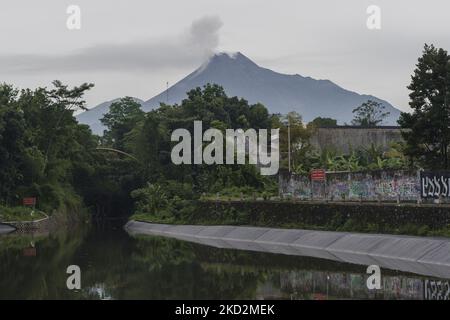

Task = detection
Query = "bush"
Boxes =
[131,183,168,215]
[130,181,199,222]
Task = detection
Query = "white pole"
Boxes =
[288,120,291,173]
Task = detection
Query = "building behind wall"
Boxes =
[309,126,406,153]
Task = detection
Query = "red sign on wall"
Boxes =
[311,169,326,182]
[23,247,37,257]
[23,197,37,206]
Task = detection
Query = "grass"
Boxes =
[0,205,47,222]
[131,213,176,224]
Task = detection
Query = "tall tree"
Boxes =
[0,84,27,204]
[398,44,450,169]
[351,100,390,127]
[101,97,145,151]
[43,81,94,168]
[0,81,101,210]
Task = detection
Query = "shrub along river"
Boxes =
[0,220,449,300]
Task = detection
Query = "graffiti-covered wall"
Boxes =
[279,270,429,300]
[279,170,421,202]
[279,174,311,200]
[420,171,450,199]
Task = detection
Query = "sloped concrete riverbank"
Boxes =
[0,214,50,233]
[125,221,450,279]
[0,223,16,234]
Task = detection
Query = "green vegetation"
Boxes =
[290,142,408,175]
[399,44,450,169]
[133,200,450,238]
[0,205,46,222]
[102,84,279,219]
[0,78,412,223]
[308,117,338,128]
[0,80,143,220]
[0,228,89,299]
[0,80,281,222]
[0,81,98,216]
[100,97,145,149]
[131,181,197,223]
[1,43,449,229]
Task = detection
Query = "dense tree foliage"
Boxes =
[0,77,418,221]
[100,97,145,150]
[399,44,450,169]
[0,81,98,212]
[91,84,281,220]
[124,85,275,189]
[0,82,280,219]
[308,117,337,128]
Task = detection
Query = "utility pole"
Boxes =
[287,118,291,173]
[166,81,169,104]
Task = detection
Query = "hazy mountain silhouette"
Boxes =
[77,52,401,134]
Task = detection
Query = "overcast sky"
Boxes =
[1,0,450,112]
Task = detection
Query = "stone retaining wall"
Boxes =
[195,200,450,232]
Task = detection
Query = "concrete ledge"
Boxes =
[3,214,50,232]
[125,221,450,279]
[0,223,16,234]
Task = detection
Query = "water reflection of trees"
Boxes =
[0,229,88,299]
[1,229,448,300]
[118,236,262,299]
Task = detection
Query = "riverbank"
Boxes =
[0,205,47,222]
[0,206,47,233]
[125,221,450,279]
[0,206,90,234]
[1,215,50,233]
[131,200,450,238]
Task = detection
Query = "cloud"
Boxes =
[0,15,223,74]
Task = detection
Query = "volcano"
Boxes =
[77,52,401,134]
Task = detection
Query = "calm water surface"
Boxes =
[0,221,449,300]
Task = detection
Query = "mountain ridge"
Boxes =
[77,51,401,134]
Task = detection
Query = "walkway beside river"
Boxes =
[125,221,450,279]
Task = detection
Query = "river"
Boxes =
[0,221,449,300]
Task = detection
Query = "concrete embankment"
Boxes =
[0,223,16,234]
[1,215,51,233]
[125,221,450,279]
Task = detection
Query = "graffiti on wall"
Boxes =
[279,170,421,202]
[280,270,426,300]
[420,171,450,199]
[424,280,450,300]
[279,173,311,199]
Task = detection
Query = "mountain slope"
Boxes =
[77,52,401,134]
